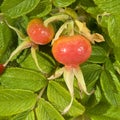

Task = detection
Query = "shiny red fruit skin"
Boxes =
[27,18,54,45]
[0,64,5,74]
[52,35,92,67]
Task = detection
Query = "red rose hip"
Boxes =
[0,64,5,74]
[27,18,54,45]
[52,35,92,67]
[50,35,92,114]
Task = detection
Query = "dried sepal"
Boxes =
[48,67,64,80]
[75,20,105,44]
[31,46,45,73]
[73,67,93,96]
[62,66,74,114]
[4,39,32,67]
[91,33,105,44]
[5,20,26,40]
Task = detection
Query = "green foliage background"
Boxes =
[0,0,120,120]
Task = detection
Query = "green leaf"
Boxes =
[0,21,13,63]
[0,67,47,92]
[108,15,120,47]
[0,116,11,120]
[100,71,120,106]
[87,86,102,108]
[113,60,120,74]
[87,102,110,115]
[29,0,52,18]
[88,103,120,120]
[19,51,56,76]
[109,71,120,92]
[0,0,3,5]
[113,47,120,63]
[0,89,37,116]
[78,0,101,18]
[12,111,35,120]
[104,59,115,73]
[35,98,65,120]
[1,0,40,18]
[25,111,35,120]
[81,64,102,89]
[91,115,118,120]
[53,0,75,7]
[88,46,107,63]
[94,0,120,14]
[104,106,120,120]
[47,81,85,117]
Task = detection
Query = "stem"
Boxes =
[4,38,32,67]
[64,8,78,19]
[37,86,47,100]
[44,14,70,27]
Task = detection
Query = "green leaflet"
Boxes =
[19,51,56,76]
[113,47,120,63]
[25,111,35,120]
[104,107,120,120]
[88,46,107,63]
[91,115,118,120]
[100,71,120,106]
[87,86,102,108]
[0,89,37,116]
[104,59,115,73]
[0,22,13,63]
[108,15,120,47]
[0,67,47,92]
[29,0,52,18]
[81,64,102,89]
[35,98,65,120]
[53,0,75,7]
[0,116,11,120]
[113,60,120,74]
[93,0,120,55]
[1,0,40,18]
[88,102,120,120]
[47,81,85,117]
[94,0,120,14]
[12,111,35,120]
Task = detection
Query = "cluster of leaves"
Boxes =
[0,0,120,120]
